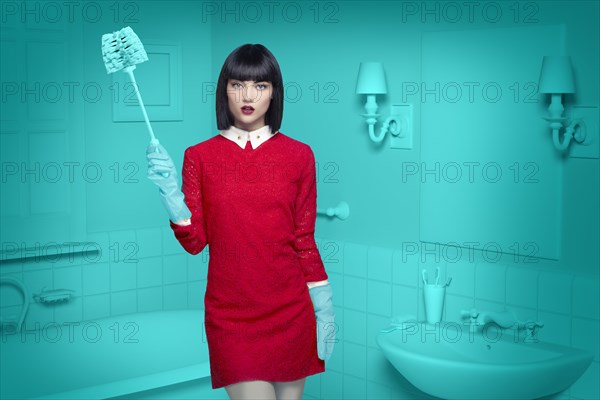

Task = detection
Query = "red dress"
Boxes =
[169,131,329,389]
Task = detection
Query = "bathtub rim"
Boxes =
[32,362,211,400]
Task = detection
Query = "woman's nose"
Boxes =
[242,86,259,102]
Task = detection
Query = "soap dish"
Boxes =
[33,287,75,304]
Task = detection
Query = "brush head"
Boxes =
[102,26,148,74]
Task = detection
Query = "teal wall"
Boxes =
[1,1,598,399]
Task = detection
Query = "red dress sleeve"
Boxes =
[293,146,329,283]
[169,147,208,255]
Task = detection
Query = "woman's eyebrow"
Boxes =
[230,79,269,84]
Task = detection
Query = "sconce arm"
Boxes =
[550,118,585,152]
[552,125,573,151]
[367,115,397,143]
[365,117,384,143]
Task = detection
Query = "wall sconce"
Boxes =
[356,62,413,148]
[538,56,587,151]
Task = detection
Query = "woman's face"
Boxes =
[227,79,273,131]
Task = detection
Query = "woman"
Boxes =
[147,44,336,400]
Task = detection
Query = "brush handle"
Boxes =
[124,67,168,178]
[124,67,156,141]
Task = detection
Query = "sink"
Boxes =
[376,322,593,400]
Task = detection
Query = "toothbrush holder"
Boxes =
[423,284,446,324]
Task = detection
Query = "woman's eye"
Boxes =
[230,82,268,90]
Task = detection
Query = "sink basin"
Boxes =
[376,322,593,399]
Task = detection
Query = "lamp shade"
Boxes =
[356,62,388,94]
[538,56,575,94]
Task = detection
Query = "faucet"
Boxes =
[460,308,544,340]
[461,308,518,329]
[0,276,30,332]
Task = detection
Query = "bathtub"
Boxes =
[0,309,225,399]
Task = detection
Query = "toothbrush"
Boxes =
[421,269,428,286]
[380,325,410,333]
[101,26,168,178]
[381,316,419,333]
[443,277,452,288]
[381,325,404,333]
[435,267,440,286]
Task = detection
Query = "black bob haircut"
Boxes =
[216,44,284,133]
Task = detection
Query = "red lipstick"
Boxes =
[241,105,254,115]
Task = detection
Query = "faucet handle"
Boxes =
[522,320,544,343]
[460,308,479,319]
[526,320,544,330]
[518,320,544,329]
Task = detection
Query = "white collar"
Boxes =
[219,125,277,149]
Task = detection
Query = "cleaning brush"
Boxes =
[102,26,168,177]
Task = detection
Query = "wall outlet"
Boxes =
[568,105,599,159]
[390,104,413,149]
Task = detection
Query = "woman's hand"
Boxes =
[308,283,336,361]
[146,143,191,222]
[147,143,177,193]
